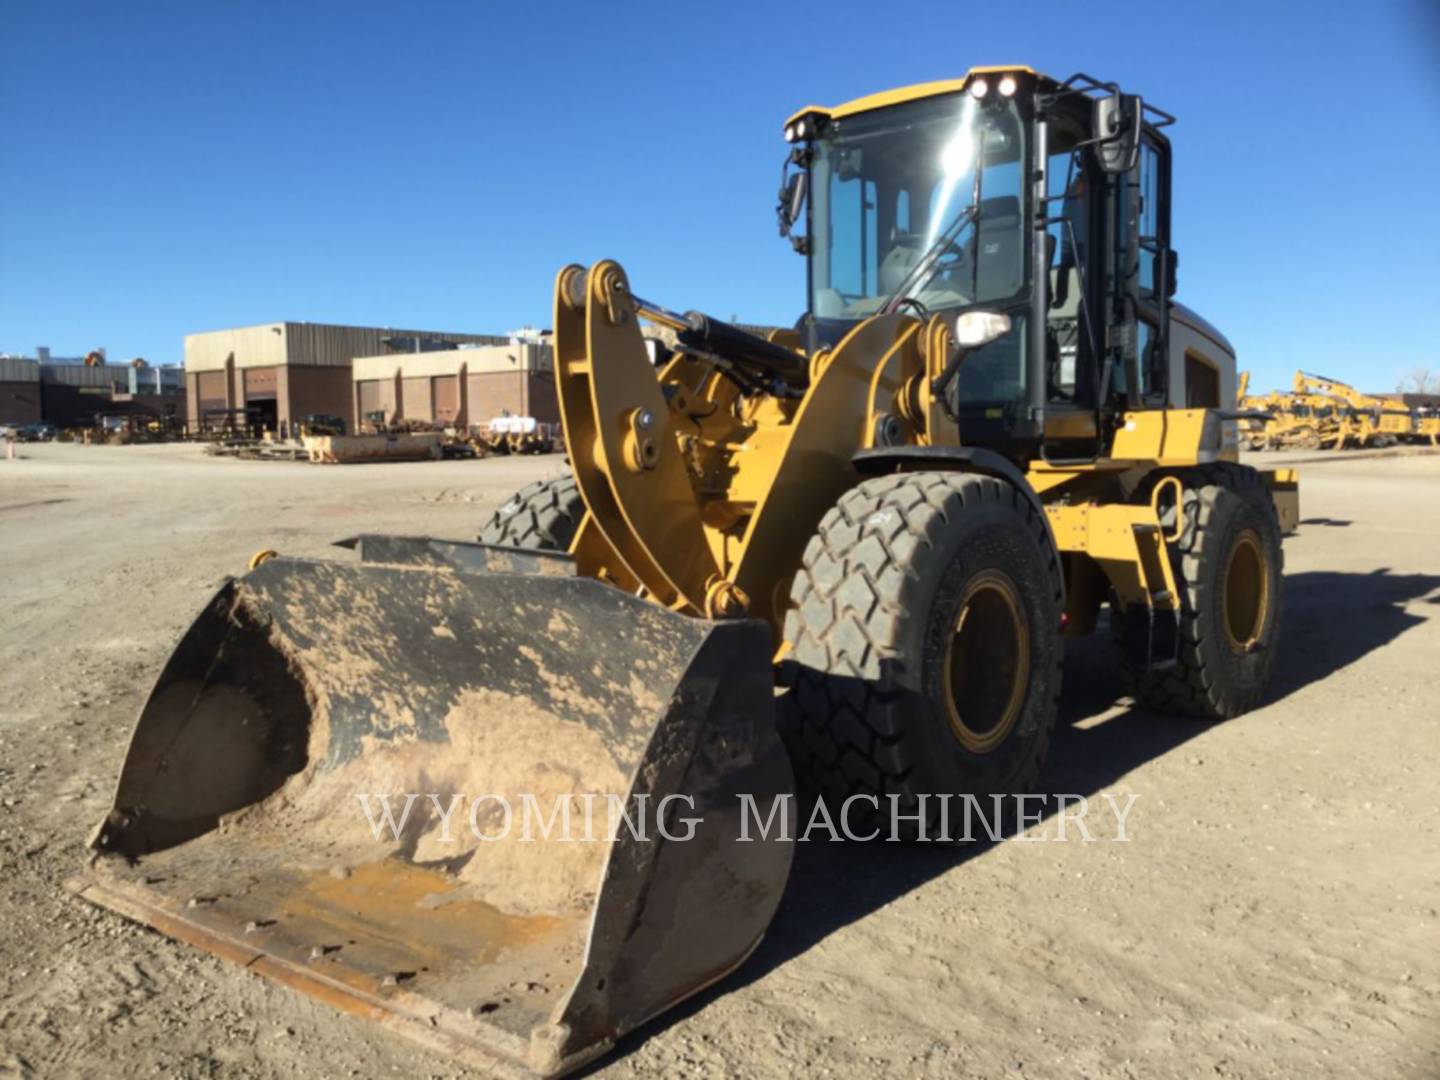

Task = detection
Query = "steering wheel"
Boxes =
[893,297,930,318]
[909,235,975,299]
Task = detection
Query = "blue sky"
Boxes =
[2,0,1437,394]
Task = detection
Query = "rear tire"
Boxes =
[780,472,1064,838]
[478,474,583,551]
[1116,464,1284,719]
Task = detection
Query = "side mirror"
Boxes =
[1093,91,1142,174]
[776,154,809,254]
[781,170,807,231]
[1166,248,1179,298]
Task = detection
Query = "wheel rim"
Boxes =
[943,570,1030,753]
[1222,530,1269,652]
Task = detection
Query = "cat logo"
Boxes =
[983,241,1000,255]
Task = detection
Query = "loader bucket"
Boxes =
[71,541,794,1077]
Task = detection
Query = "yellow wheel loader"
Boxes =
[75,68,1299,1077]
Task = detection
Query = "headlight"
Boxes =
[998,75,1017,97]
[969,78,989,99]
[954,310,1012,349]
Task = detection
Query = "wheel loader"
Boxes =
[74,67,1298,1077]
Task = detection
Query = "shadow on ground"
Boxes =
[595,567,1440,1067]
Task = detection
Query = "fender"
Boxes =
[852,446,1063,600]
[853,445,1045,523]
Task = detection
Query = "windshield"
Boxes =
[809,92,1027,322]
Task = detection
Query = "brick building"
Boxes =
[350,342,557,432]
[183,323,505,434]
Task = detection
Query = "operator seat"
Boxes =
[880,195,1024,304]
[966,195,1022,299]
[878,232,925,295]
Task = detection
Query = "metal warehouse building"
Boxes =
[39,361,134,427]
[0,357,42,425]
[183,323,507,433]
[350,342,557,431]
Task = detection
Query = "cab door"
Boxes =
[1110,129,1175,407]
[1132,132,1174,405]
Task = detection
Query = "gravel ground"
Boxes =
[1,441,1436,1079]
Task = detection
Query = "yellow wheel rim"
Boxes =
[943,570,1030,753]
[248,549,279,571]
[1222,530,1268,652]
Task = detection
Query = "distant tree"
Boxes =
[1396,367,1440,394]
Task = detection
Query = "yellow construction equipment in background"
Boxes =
[1236,371,1307,450]
[1293,370,1417,447]
[1416,409,1440,446]
[76,67,1297,1077]
[1239,369,1431,451]
[1236,373,1338,450]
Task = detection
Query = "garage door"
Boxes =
[197,370,227,412]
[357,380,383,421]
[433,375,460,425]
[402,376,433,423]
[245,366,279,401]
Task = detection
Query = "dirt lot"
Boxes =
[1,442,1437,1079]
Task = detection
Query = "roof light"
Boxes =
[969,78,989,99]
[784,124,797,142]
[795,119,808,139]
[998,75,1017,97]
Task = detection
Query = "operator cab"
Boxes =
[777,68,1234,463]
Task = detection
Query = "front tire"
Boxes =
[780,472,1064,837]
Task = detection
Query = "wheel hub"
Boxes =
[943,570,1030,753]
[1222,529,1269,652]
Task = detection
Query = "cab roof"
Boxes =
[785,66,1059,128]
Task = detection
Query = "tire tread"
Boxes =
[478,474,583,551]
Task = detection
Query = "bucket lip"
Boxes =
[68,862,768,1078]
[65,870,604,1079]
